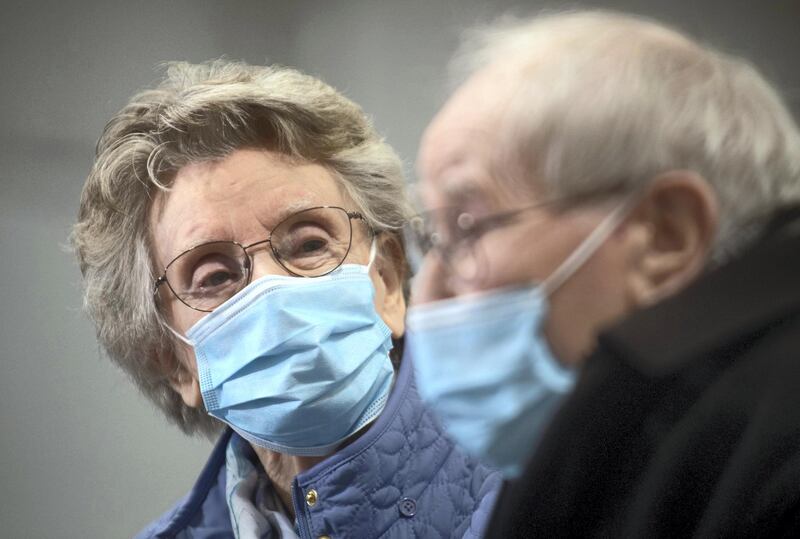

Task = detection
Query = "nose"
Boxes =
[411,252,457,304]
[247,246,288,281]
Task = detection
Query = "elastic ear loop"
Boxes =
[156,307,196,347]
[540,194,639,297]
[366,236,379,271]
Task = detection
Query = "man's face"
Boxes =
[414,67,636,365]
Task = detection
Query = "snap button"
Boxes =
[306,489,318,507]
[398,496,417,517]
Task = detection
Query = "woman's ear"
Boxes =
[165,346,204,409]
[371,233,407,338]
[624,171,719,307]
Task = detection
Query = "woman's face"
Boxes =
[150,148,407,408]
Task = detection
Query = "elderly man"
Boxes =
[406,10,800,537]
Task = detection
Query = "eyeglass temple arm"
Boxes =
[347,211,380,238]
[153,275,167,295]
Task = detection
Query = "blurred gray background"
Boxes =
[1,1,798,537]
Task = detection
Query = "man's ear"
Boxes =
[624,171,718,307]
[371,233,407,338]
[164,346,204,409]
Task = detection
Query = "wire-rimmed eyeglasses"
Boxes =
[403,199,569,281]
[153,205,369,312]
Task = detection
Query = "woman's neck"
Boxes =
[248,415,382,517]
[252,446,326,519]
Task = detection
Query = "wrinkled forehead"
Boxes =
[417,67,543,210]
[148,151,308,216]
[146,150,356,266]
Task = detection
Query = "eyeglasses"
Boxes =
[404,200,567,281]
[154,206,369,312]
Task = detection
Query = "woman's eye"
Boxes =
[299,238,327,254]
[201,270,237,288]
[188,258,242,292]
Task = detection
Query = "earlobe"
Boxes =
[625,171,718,307]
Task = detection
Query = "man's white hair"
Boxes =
[455,10,800,259]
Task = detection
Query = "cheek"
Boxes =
[471,239,541,291]
[167,301,205,335]
[543,248,632,365]
[480,216,596,290]
[175,342,199,377]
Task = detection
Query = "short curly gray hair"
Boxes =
[72,60,412,437]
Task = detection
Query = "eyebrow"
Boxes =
[438,176,493,210]
[165,223,226,264]
[273,198,315,221]
[166,197,322,262]
[252,197,318,232]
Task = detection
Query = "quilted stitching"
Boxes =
[294,364,501,539]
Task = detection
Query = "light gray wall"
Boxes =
[1,2,294,537]
[2,1,797,537]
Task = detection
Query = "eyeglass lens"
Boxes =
[404,212,482,281]
[165,207,354,311]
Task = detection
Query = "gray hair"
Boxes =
[72,60,412,436]
[454,10,800,260]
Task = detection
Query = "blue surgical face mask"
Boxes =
[172,246,395,457]
[407,198,634,477]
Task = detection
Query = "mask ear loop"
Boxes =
[365,234,379,271]
[155,305,196,347]
[540,193,639,297]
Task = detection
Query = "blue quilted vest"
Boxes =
[136,354,502,538]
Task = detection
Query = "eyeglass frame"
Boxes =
[152,205,371,312]
[410,199,563,255]
[407,191,620,280]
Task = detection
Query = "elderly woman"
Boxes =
[72,60,499,538]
